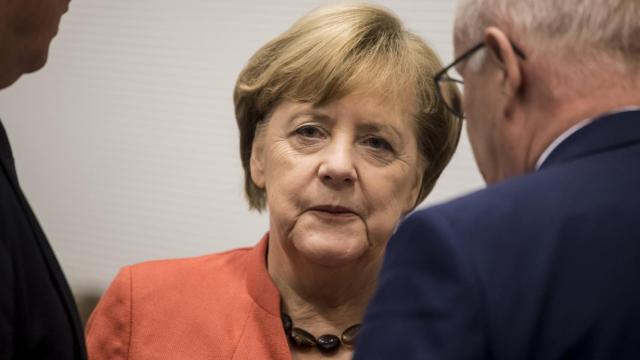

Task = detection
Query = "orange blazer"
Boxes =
[86,234,291,359]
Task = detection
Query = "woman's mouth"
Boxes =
[308,205,358,220]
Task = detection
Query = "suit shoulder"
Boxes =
[409,159,639,250]
[407,170,574,241]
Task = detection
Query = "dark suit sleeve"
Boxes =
[0,176,16,359]
[0,231,15,359]
[354,210,486,360]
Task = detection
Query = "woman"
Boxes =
[86,3,461,359]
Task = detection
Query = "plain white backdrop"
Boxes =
[0,0,482,297]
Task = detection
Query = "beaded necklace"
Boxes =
[280,311,361,354]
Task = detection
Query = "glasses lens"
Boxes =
[438,67,464,118]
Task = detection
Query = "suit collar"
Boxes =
[539,110,640,170]
[0,120,17,182]
[0,120,11,158]
[535,119,593,170]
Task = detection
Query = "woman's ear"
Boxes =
[250,130,266,189]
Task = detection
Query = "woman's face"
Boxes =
[251,91,424,267]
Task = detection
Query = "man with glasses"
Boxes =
[355,0,640,359]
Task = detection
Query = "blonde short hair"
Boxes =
[235,3,461,210]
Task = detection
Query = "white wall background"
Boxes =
[0,0,482,297]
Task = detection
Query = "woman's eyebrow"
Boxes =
[290,109,334,123]
[289,109,404,140]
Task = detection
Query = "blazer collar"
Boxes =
[540,110,640,170]
[246,233,281,316]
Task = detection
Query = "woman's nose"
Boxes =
[317,142,358,186]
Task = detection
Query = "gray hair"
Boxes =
[455,0,640,72]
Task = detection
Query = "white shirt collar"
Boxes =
[535,106,640,170]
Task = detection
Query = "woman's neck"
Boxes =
[267,233,383,334]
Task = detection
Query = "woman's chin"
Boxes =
[292,235,369,268]
[284,212,372,267]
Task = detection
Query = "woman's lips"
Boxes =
[308,205,358,220]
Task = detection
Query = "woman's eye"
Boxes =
[364,137,393,152]
[295,125,323,138]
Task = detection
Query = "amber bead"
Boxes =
[317,334,341,353]
[290,327,317,348]
[341,324,361,346]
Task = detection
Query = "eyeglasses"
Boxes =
[434,41,527,119]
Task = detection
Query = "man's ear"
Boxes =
[250,130,266,189]
[484,26,524,116]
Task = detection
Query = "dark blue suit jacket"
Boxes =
[355,110,640,359]
[0,120,87,359]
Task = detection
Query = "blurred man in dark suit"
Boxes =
[0,0,87,358]
[356,0,640,359]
